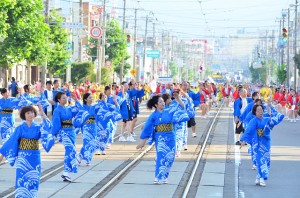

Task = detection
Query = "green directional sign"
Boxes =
[146,50,160,58]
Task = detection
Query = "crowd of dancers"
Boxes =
[0,78,299,196]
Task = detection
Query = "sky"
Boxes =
[110,0,297,39]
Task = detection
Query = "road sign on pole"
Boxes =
[90,26,102,39]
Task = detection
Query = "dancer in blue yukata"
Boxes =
[240,104,284,187]
[0,88,35,144]
[73,93,98,165]
[94,92,122,154]
[0,104,54,198]
[51,92,80,182]
[136,95,190,184]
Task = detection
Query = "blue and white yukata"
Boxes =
[118,91,135,122]
[181,95,196,147]
[52,105,79,174]
[0,96,33,143]
[106,96,121,144]
[242,105,277,167]
[171,98,194,154]
[94,100,122,152]
[22,93,51,110]
[73,103,98,164]
[241,111,284,181]
[140,108,189,182]
[0,118,54,198]
[129,88,145,117]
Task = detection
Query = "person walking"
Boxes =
[9,77,18,97]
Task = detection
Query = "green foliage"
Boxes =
[169,62,178,77]
[0,0,49,66]
[249,62,267,84]
[87,19,130,77]
[101,67,112,85]
[293,53,300,75]
[0,0,16,38]
[114,62,131,79]
[276,64,287,84]
[71,62,94,83]
[47,10,70,78]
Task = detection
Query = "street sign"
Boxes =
[146,50,160,58]
[158,77,173,84]
[90,26,102,39]
[62,22,84,29]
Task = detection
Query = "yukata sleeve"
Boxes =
[0,126,21,166]
[73,110,90,128]
[168,105,190,123]
[267,113,284,130]
[239,105,251,122]
[36,93,51,110]
[186,98,195,118]
[40,118,54,152]
[233,100,240,117]
[70,105,80,117]
[117,94,126,106]
[240,118,256,144]
[9,96,32,109]
[74,101,84,110]
[140,113,155,139]
[137,89,145,98]
[192,92,201,107]
[107,103,122,122]
[51,109,61,137]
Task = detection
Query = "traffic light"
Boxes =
[127,35,131,42]
[126,35,131,47]
[282,27,288,43]
[258,52,261,62]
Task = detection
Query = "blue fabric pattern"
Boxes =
[0,118,53,197]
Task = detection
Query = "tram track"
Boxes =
[86,103,225,198]
[0,117,147,198]
[1,103,227,198]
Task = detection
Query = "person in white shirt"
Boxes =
[43,81,54,120]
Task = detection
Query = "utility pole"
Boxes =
[279,19,282,67]
[282,12,286,67]
[265,31,269,85]
[151,22,155,80]
[100,0,106,84]
[271,30,275,83]
[142,15,148,83]
[79,0,83,62]
[287,8,290,88]
[133,9,138,81]
[294,0,298,90]
[120,0,126,83]
[42,0,50,84]
[161,31,164,76]
[96,4,102,83]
